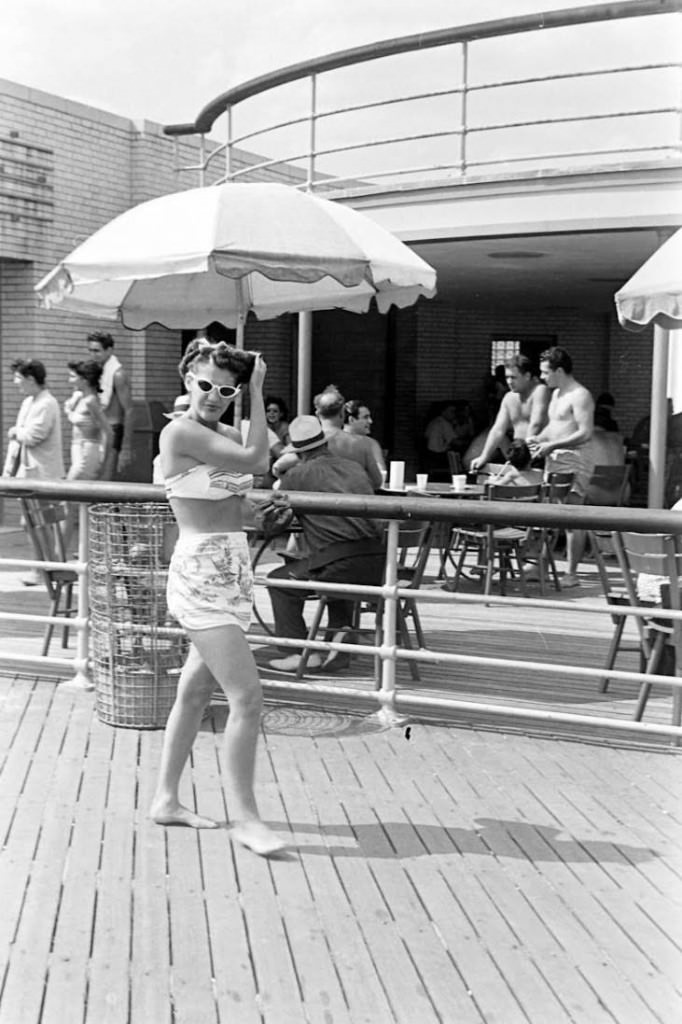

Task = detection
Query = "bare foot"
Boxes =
[150,801,218,829]
[231,820,288,856]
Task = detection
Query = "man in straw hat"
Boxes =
[266,415,385,673]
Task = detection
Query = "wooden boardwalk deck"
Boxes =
[1,527,682,1023]
[1,673,681,1024]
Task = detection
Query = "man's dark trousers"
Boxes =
[268,553,385,648]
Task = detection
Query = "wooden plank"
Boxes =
[347,736,489,1023]
[0,687,91,1024]
[310,736,449,1024]
[288,731,402,1023]
[222,719,315,1024]
[192,710,262,1024]
[445,729,680,1024]
[413,727,650,1023]
[515,741,682,902]
[85,725,138,1024]
[40,698,112,1024]
[377,729,534,1024]
[0,680,58,845]
[129,730,173,1024]
[262,729,361,1024]
[380,728,617,1024]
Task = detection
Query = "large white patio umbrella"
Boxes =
[35,182,436,411]
[615,227,682,507]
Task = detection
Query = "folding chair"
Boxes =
[451,483,542,596]
[20,497,77,656]
[295,520,433,683]
[588,528,650,692]
[613,531,682,726]
[523,470,575,591]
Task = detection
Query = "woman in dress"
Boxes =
[150,339,285,856]
[63,359,112,551]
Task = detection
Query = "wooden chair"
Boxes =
[20,497,77,656]
[523,471,575,591]
[612,531,682,725]
[588,528,650,692]
[451,483,542,596]
[295,520,434,683]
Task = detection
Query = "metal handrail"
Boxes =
[0,478,681,738]
[163,1,682,193]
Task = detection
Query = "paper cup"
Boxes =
[389,461,405,490]
[416,474,428,490]
[451,474,466,490]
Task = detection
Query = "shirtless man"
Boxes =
[86,331,134,479]
[528,346,595,588]
[470,354,550,473]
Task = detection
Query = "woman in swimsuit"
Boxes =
[63,359,112,551]
[150,339,285,856]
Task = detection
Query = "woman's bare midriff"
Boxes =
[169,495,244,535]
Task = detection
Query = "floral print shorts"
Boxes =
[167,532,253,632]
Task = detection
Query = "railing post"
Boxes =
[198,134,206,187]
[376,518,408,726]
[64,502,93,690]
[459,40,468,175]
[225,105,233,182]
[307,74,317,191]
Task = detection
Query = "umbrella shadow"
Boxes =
[274,816,660,863]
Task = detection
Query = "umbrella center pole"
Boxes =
[297,311,313,415]
[234,279,246,428]
[649,324,670,508]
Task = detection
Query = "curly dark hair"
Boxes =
[265,395,289,420]
[86,331,115,350]
[11,359,46,385]
[541,345,573,375]
[178,339,255,384]
[343,399,368,424]
[68,359,103,391]
[506,439,533,470]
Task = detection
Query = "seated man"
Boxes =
[266,415,386,673]
[272,385,383,490]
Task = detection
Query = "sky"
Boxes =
[1,0,676,127]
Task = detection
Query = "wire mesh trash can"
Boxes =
[89,503,187,728]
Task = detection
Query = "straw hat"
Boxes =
[163,394,190,419]
[288,415,327,452]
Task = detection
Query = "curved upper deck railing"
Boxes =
[164,1,682,195]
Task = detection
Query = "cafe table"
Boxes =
[379,481,487,578]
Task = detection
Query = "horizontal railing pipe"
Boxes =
[2,478,682,532]
[164,1,682,136]
[1,480,680,738]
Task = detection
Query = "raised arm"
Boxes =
[470,398,512,471]
[528,384,550,437]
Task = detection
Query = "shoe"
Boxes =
[268,652,325,673]
[21,573,40,587]
[524,566,541,582]
[321,630,354,671]
[560,573,581,589]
